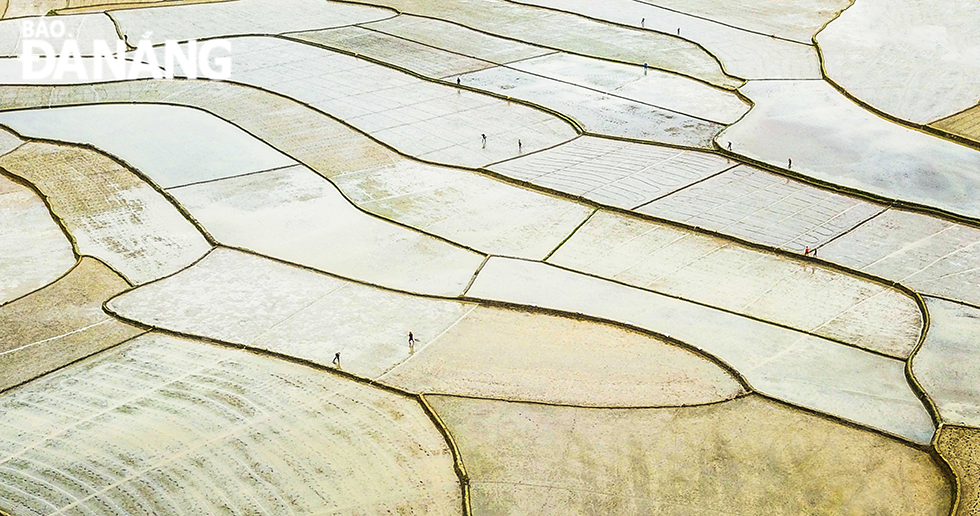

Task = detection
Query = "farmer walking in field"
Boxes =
[408,331,415,347]
[332,352,341,367]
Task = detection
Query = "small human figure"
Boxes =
[641,17,645,27]
[408,331,415,347]
[457,77,461,86]
[677,28,680,36]
[788,158,792,169]
[332,352,341,367]
[518,139,522,152]
[482,133,487,148]
[727,141,732,151]
[805,246,810,256]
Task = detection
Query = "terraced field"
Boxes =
[1,0,979,514]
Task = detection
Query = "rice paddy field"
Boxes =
[0,0,978,514]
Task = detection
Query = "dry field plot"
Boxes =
[109,249,744,407]
[467,257,935,443]
[0,85,591,260]
[936,426,980,516]
[1,0,978,512]
[0,122,16,152]
[0,127,74,305]
[0,257,142,392]
[430,394,950,516]
[0,333,461,516]
[381,305,745,406]
[0,141,211,284]
[933,104,980,144]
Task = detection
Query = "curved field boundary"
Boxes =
[2,96,919,366]
[0,166,81,263]
[527,255,912,360]
[269,33,587,136]
[280,33,725,147]
[315,10,980,238]
[0,165,84,304]
[298,28,741,126]
[1,83,939,447]
[460,282,934,448]
[103,242,756,401]
[496,0,750,82]
[330,0,743,90]
[100,263,747,516]
[0,4,966,513]
[934,422,980,516]
[0,81,927,359]
[0,253,149,396]
[905,291,943,428]
[811,3,980,154]
[631,0,828,45]
[0,126,219,251]
[92,246,475,516]
[0,106,490,262]
[9,323,472,516]
[931,103,980,146]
